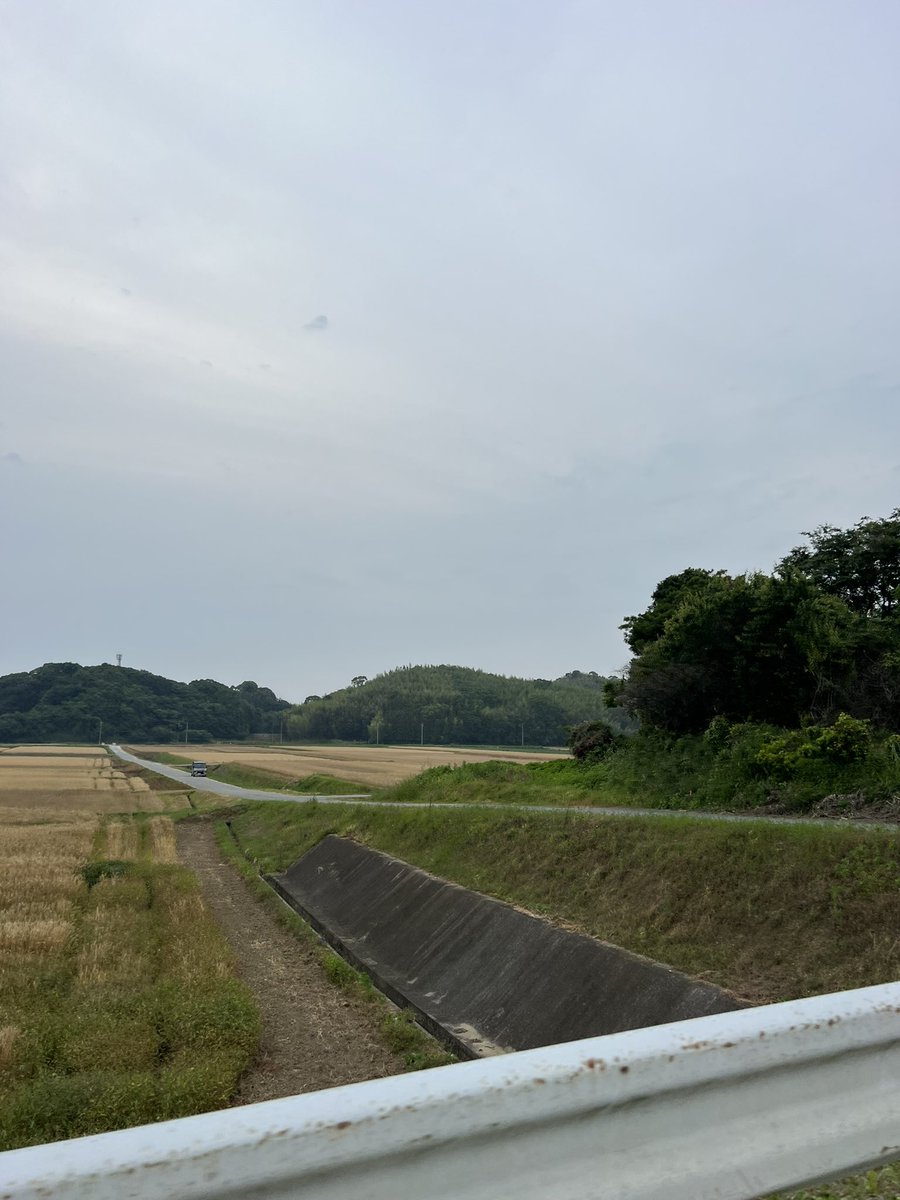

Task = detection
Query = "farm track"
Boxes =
[175,822,406,1104]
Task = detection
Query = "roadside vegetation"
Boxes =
[379,723,900,816]
[0,812,259,1150]
[210,763,371,795]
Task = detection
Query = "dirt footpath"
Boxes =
[176,822,406,1104]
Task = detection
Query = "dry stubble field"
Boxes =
[0,744,167,812]
[136,742,568,788]
[0,745,258,1150]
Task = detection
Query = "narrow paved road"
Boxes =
[109,744,898,832]
[176,822,406,1102]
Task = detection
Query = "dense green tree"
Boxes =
[567,720,622,761]
[616,508,900,736]
[780,510,900,617]
[619,572,854,733]
[621,569,727,654]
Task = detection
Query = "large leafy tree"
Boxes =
[779,509,900,617]
[618,571,853,733]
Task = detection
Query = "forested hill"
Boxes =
[285,665,632,746]
[0,663,290,744]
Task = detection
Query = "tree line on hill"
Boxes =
[283,664,633,747]
[0,663,290,744]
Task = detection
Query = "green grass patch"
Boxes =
[209,762,372,794]
[385,758,601,806]
[769,1164,900,1200]
[375,729,900,818]
[213,822,454,1073]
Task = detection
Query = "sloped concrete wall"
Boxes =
[270,835,746,1058]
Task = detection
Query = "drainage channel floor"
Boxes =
[175,822,407,1104]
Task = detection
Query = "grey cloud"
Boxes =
[2,1,900,696]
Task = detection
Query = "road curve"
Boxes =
[109,744,371,803]
[108,745,898,832]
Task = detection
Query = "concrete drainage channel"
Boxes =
[233,828,748,1058]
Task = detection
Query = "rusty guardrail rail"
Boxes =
[2,981,899,1199]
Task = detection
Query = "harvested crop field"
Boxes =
[0,746,260,1149]
[0,745,151,802]
[135,742,568,788]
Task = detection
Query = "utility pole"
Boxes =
[420,721,424,746]
[521,722,525,747]
[97,719,103,745]
[184,721,188,745]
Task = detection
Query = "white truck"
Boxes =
[190,761,208,777]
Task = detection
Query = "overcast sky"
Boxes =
[2,1,899,701]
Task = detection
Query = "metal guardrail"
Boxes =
[2,982,899,1199]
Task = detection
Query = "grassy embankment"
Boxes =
[225,798,900,1199]
[226,800,900,1007]
[0,813,259,1150]
[371,724,900,816]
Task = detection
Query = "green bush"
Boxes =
[79,860,131,888]
[756,715,874,780]
[703,716,733,751]
[567,720,622,761]
[814,713,872,763]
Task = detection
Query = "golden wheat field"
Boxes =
[136,742,567,787]
[0,744,166,811]
[0,746,258,1150]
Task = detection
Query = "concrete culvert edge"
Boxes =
[271,835,748,1057]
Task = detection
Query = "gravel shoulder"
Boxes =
[176,821,407,1104]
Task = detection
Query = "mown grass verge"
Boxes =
[213,821,454,1073]
[0,815,259,1150]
